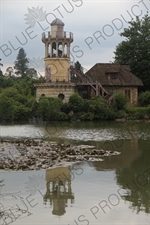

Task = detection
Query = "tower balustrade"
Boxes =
[42,31,73,42]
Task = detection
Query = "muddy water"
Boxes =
[0,121,150,224]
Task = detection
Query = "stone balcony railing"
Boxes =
[42,31,73,41]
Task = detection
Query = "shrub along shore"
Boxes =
[0,76,150,122]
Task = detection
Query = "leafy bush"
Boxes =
[126,106,150,119]
[68,93,85,113]
[138,91,150,106]
[37,97,63,120]
[87,96,116,120]
[79,112,94,121]
[58,112,69,121]
[116,110,128,118]
[112,92,128,111]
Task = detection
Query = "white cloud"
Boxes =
[0,0,149,73]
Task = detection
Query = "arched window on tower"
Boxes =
[52,42,56,57]
[64,43,67,57]
[58,42,63,57]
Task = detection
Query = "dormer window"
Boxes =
[111,73,117,79]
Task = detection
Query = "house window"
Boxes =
[125,90,131,100]
[110,73,117,79]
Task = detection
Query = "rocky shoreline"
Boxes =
[0,139,121,171]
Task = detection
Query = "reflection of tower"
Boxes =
[34,18,76,102]
[44,167,74,216]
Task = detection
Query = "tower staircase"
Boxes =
[70,63,109,98]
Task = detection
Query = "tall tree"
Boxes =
[114,14,150,88]
[0,59,3,76]
[26,68,38,78]
[14,48,29,77]
[74,61,83,73]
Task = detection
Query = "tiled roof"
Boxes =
[86,63,143,86]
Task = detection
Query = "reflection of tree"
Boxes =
[116,140,150,214]
[91,138,140,170]
[44,167,74,216]
[0,180,4,194]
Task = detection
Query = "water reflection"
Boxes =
[115,140,150,214]
[44,167,74,216]
[90,139,150,214]
[1,121,150,223]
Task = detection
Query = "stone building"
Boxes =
[85,63,143,105]
[34,18,143,106]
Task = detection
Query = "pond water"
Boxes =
[0,121,150,224]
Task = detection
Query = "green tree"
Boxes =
[0,58,3,76]
[14,48,29,77]
[138,91,150,106]
[74,61,83,73]
[26,68,38,78]
[114,14,150,88]
[0,97,14,122]
[0,75,16,88]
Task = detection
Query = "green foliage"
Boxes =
[61,102,71,114]
[0,58,3,76]
[126,106,150,119]
[68,93,85,113]
[0,95,31,122]
[88,96,106,112]
[37,97,63,120]
[26,68,38,78]
[87,96,116,120]
[114,14,150,88]
[116,110,128,119]
[0,97,14,121]
[79,112,94,121]
[74,61,83,73]
[13,103,31,121]
[138,91,150,106]
[57,112,68,121]
[0,58,3,67]
[112,92,128,111]
[37,97,50,120]
[0,70,149,122]
[0,75,37,122]
[0,75,15,88]
[14,77,36,96]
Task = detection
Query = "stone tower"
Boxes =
[35,18,76,102]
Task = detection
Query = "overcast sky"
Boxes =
[0,0,149,75]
